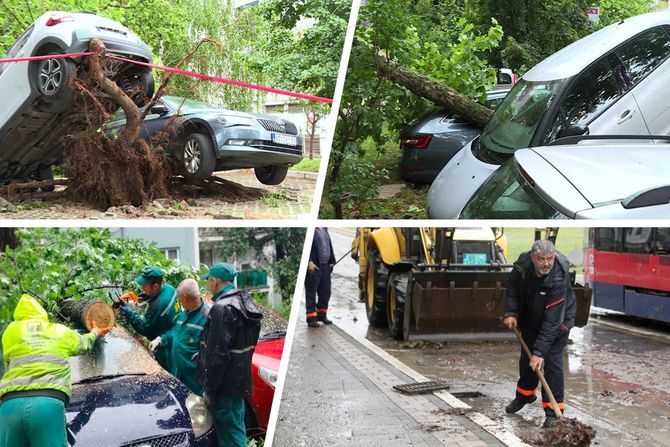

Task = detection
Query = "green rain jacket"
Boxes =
[0,294,97,400]
[161,300,211,396]
[122,284,180,340]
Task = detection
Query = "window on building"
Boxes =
[162,248,180,262]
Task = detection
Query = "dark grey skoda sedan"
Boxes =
[106,96,303,184]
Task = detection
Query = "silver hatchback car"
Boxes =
[459,138,670,219]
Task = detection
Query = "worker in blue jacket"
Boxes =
[120,266,180,370]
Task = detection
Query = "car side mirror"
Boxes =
[558,124,589,139]
[150,104,168,115]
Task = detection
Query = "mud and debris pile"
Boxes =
[522,417,597,447]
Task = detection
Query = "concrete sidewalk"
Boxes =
[273,320,528,447]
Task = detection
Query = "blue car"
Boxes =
[66,326,217,446]
[105,96,303,184]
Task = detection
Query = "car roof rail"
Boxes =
[549,135,670,146]
[622,185,670,209]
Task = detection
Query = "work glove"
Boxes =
[149,337,162,352]
[307,261,319,273]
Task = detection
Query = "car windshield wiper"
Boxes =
[73,372,147,385]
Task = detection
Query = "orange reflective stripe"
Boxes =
[516,386,536,397]
[542,402,566,410]
[317,308,328,313]
[306,312,318,317]
[546,297,565,309]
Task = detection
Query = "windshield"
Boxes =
[460,160,568,219]
[479,79,565,156]
[161,96,217,113]
[70,326,161,383]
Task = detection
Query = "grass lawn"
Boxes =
[503,227,587,272]
[291,158,320,172]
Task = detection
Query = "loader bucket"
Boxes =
[403,270,510,341]
[402,271,592,341]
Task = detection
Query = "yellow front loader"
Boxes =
[352,228,591,341]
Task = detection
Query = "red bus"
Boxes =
[585,228,670,323]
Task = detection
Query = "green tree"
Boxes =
[464,0,657,71]
[0,228,200,326]
[212,228,306,310]
[324,0,502,218]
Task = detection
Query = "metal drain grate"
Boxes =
[393,380,450,395]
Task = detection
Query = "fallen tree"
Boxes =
[64,37,169,210]
[369,47,493,128]
[60,298,116,331]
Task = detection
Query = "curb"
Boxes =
[286,170,318,180]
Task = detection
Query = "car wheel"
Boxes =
[183,132,216,179]
[38,166,54,192]
[35,52,76,112]
[254,165,288,185]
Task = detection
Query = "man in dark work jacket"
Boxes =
[503,239,576,429]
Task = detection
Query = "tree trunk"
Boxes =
[371,52,493,129]
[60,298,115,331]
[88,38,142,146]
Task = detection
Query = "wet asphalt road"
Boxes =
[327,228,670,447]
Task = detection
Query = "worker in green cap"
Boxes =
[149,278,210,396]
[0,294,110,447]
[196,263,263,447]
[119,266,180,370]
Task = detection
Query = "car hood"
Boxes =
[67,373,193,447]
[527,144,670,206]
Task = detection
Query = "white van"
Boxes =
[427,10,670,218]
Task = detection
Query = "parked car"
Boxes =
[0,11,154,186]
[428,10,670,218]
[398,89,510,184]
[247,330,284,438]
[65,326,216,446]
[105,96,303,183]
[459,141,670,219]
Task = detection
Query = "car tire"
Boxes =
[183,132,216,179]
[35,52,76,113]
[254,165,288,185]
[38,166,54,192]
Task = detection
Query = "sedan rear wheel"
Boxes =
[183,132,216,179]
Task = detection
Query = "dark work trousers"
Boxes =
[305,264,331,322]
[514,328,569,417]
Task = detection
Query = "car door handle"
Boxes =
[617,109,634,125]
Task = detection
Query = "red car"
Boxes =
[246,330,284,438]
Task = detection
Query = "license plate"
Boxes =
[463,253,487,265]
[272,133,297,146]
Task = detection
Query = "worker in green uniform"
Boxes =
[119,266,179,370]
[0,294,110,447]
[149,278,210,396]
[197,263,263,447]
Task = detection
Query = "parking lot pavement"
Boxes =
[0,168,316,219]
[273,319,528,447]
